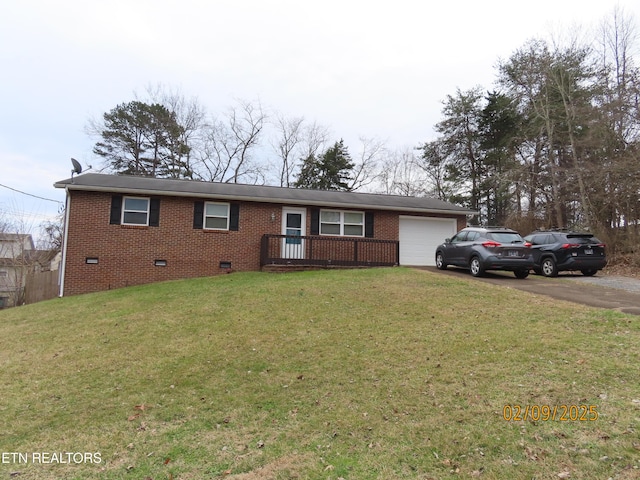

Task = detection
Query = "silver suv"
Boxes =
[435,227,534,278]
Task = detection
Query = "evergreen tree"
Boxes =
[93,101,190,178]
[294,139,354,190]
[435,87,485,222]
[479,91,521,225]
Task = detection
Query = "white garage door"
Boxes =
[399,216,458,266]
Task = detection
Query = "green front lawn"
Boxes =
[0,268,638,479]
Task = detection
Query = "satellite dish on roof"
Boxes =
[71,158,83,175]
[70,158,83,183]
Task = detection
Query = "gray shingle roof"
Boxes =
[54,173,474,215]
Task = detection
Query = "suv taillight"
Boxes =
[524,242,532,247]
[482,241,502,248]
[561,243,579,249]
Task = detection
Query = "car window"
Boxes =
[487,232,524,243]
[533,234,551,245]
[567,234,601,244]
[467,231,479,241]
[451,231,468,243]
[527,235,540,245]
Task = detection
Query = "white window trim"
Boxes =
[320,209,365,237]
[203,202,230,231]
[121,196,150,226]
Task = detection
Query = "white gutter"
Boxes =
[58,189,71,297]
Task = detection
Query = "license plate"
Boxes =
[508,250,519,257]
[584,248,593,255]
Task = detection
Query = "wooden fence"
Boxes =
[24,270,59,304]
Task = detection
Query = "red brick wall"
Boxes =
[364,210,467,238]
[62,191,467,295]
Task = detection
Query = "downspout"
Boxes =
[58,188,71,297]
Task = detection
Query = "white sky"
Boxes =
[1,0,639,233]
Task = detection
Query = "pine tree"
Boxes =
[93,101,190,178]
[294,140,354,190]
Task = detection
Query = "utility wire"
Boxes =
[0,183,64,205]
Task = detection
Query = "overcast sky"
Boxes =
[1,0,638,236]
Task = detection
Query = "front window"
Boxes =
[451,231,468,243]
[466,231,479,241]
[204,202,230,230]
[122,197,150,225]
[320,210,364,236]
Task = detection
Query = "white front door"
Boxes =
[281,207,306,259]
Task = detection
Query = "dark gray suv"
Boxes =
[523,231,607,277]
[435,227,534,278]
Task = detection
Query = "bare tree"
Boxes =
[347,136,386,191]
[0,215,33,307]
[38,211,64,252]
[199,99,267,183]
[268,115,335,187]
[271,113,305,187]
[593,7,640,249]
[376,147,427,196]
[299,120,331,162]
[598,6,639,142]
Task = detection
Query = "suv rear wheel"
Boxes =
[469,256,484,277]
[514,269,529,279]
[581,269,597,276]
[541,257,558,277]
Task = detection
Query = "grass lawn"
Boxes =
[0,267,639,479]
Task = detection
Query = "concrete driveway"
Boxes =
[419,266,640,316]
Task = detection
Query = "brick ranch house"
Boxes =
[54,173,474,296]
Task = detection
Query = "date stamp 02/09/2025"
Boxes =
[503,404,599,422]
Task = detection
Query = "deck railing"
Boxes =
[260,234,399,267]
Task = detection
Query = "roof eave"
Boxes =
[55,182,474,216]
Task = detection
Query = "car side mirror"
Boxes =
[444,238,451,244]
